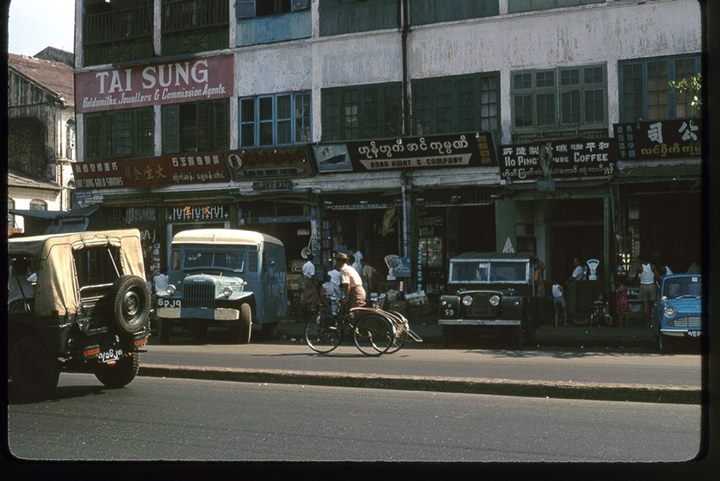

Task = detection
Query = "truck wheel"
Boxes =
[94,352,140,389]
[111,275,150,335]
[236,303,252,344]
[9,335,60,400]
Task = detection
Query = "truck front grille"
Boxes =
[465,293,496,318]
[183,283,215,308]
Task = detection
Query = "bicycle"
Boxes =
[304,298,397,356]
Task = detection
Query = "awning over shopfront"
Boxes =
[10,205,101,235]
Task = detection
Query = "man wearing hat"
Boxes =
[334,252,366,308]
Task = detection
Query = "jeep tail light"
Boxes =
[83,347,100,359]
[134,338,148,347]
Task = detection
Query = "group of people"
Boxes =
[547,255,697,328]
[300,250,379,314]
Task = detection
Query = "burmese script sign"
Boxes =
[75,54,233,113]
[346,132,497,172]
[499,139,615,182]
[73,153,230,189]
[613,118,701,161]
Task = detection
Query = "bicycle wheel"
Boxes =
[305,313,341,354]
[382,312,407,354]
[353,313,395,356]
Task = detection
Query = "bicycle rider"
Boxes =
[333,252,366,309]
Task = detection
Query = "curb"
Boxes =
[138,364,700,405]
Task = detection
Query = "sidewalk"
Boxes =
[276,319,656,348]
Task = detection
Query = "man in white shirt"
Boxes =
[300,255,319,313]
[334,252,366,308]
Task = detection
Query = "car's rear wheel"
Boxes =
[94,352,140,388]
[111,275,151,335]
[236,303,252,344]
[9,335,60,400]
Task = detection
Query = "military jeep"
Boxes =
[8,229,151,400]
[439,252,542,347]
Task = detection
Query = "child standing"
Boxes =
[615,281,629,327]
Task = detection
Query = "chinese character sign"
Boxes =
[73,153,230,189]
[499,139,615,182]
[613,118,701,160]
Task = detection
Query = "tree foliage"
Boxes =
[669,73,702,111]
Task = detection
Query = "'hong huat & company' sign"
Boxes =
[345,132,497,172]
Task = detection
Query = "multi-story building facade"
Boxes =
[72,0,702,320]
[8,52,77,236]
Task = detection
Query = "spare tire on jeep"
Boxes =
[110,275,150,335]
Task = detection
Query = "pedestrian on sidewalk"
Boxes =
[637,255,660,326]
[533,262,547,324]
[566,257,584,316]
[551,280,567,327]
[301,254,320,315]
[615,280,629,328]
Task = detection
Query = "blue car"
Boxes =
[652,274,702,353]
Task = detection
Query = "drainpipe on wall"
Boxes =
[400,0,411,136]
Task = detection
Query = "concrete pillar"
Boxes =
[495,199,517,252]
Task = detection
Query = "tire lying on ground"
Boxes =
[111,275,151,335]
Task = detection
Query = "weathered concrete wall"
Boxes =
[230,0,701,145]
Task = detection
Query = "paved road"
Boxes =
[132,339,703,404]
[7,373,702,463]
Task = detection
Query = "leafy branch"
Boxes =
[669,73,702,111]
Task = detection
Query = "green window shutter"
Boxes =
[236,0,256,19]
[383,84,402,137]
[135,107,155,156]
[162,104,180,154]
[411,0,499,26]
[213,100,230,150]
[321,88,341,141]
[197,102,214,151]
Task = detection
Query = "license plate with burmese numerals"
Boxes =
[99,347,124,363]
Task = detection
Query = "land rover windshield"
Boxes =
[449,260,528,283]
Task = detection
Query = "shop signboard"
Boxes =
[73,152,230,189]
[613,118,701,161]
[344,132,497,172]
[227,147,314,181]
[166,204,230,222]
[75,54,234,113]
[499,139,615,182]
[312,144,354,173]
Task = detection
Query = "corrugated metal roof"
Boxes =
[8,53,75,106]
[7,171,62,190]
